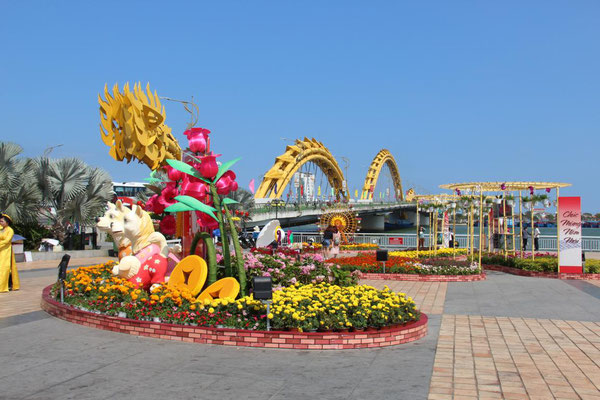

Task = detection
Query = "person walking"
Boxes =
[522,225,529,251]
[534,224,540,251]
[0,214,20,293]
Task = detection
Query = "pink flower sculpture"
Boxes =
[215,170,238,195]
[196,210,219,231]
[545,188,551,193]
[165,165,185,182]
[198,154,220,180]
[146,194,165,214]
[157,182,179,209]
[159,215,177,235]
[181,177,208,200]
[184,127,210,154]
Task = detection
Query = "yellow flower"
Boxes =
[208,307,215,313]
[267,313,274,319]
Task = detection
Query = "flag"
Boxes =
[331,187,335,196]
[355,189,358,198]
[274,182,278,195]
[318,186,321,196]
[248,179,255,194]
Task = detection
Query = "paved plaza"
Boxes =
[1,260,600,399]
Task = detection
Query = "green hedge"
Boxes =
[481,254,600,274]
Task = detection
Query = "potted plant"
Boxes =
[505,194,515,206]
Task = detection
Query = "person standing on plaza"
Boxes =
[522,225,529,251]
[0,214,20,293]
[534,224,541,251]
[322,225,333,257]
[330,226,341,258]
[418,226,425,249]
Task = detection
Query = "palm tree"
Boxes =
[225,188,255,214]
[36,157,113,243]
[0,142,42,223]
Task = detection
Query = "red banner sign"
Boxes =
[389,237,404,245]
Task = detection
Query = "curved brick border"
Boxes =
[484,264,600,280]
[41,285,428,350]
[358,272,486,282]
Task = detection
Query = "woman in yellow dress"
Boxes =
[0,213,20,292]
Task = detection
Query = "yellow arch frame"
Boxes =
[361,149,403,201]
[255,138,347,200]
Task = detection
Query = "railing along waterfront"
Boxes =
[291,232,600,252]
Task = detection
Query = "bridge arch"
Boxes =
[255,137,347,200]
[360,149,403,201]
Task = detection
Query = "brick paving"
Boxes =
[429,315,600,399]
[3,257,600,399]
[362,279,448,315]
[587,280,600,289]
[0,257,115,319]
[17,256,116,271]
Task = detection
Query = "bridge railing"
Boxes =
[291,232,600,252]
[252,201,410,215]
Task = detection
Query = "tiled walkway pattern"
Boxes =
[429,315,600,399]
[362,279,448,315]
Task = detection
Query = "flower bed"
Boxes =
[52,262,419,332]
[340,243,379,251]
[358,272,486,282]
[388,248,468,258]
[243,252,359,289]
[41,285,428,350]
[328,254,481,276]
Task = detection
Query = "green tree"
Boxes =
[36,157,113,243]
[0,142,42,223]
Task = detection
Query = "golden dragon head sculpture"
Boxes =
[99,83,181,169]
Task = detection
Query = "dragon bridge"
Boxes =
[361,149,403,201]
[255,138,347,200]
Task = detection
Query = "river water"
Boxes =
[292,224,600,237]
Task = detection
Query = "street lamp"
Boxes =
[43,144,63,157]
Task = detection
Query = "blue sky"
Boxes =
[1,1,599,209]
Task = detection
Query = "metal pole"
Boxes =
[453,206,456,259]
[503,193,507,260]
[478,190,483,272]
[519,191,523,258]
[470,201,474,263]
[416,202,420,256]
[266,302,271,331]
[511,191,516,256]
[556,187,560,263]
[531,195,535,260]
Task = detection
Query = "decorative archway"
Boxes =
[360,149,403,201]
[255,137,347,200]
